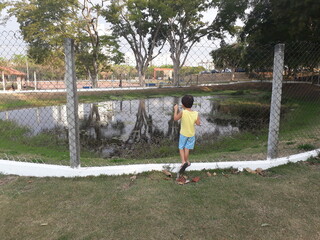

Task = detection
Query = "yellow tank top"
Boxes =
[180,110,198,137]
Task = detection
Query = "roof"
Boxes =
[0,66,26,76]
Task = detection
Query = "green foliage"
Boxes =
[210,0,247,38]
[111,65,137,79]
[103,0,167,85]
[9,0,79,63]
[0,2,8,11]
[297,144,316,151]
[243,0,320,43]
[242,0,320,71]
[8,0,121,84]
[211,42,246,70]
[180,66,205,76]
[162,0,211,84]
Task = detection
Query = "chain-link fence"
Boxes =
[1,30,319,167]
[278,42,320,158]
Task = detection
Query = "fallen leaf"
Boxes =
[40,223,48,226]
[163,177,171,181]
[162,170,172,177]
[191,177,200,183]
[230,169,238,174]
[256,168,264,175]
[222,172,229,178]
[176,176,187,184]
[206,172,212,177]
[213,172,217,176]
[245,168,256,174]
[130,176,137,181]
[261,223,270,227]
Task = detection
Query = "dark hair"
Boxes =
[181,95,194,108]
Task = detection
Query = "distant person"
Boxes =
[119,74,122,88]
[173,95,200,175]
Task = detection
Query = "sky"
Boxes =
[0,7,242,68]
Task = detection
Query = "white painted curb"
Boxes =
[0,149,319,178]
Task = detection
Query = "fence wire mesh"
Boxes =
[0,30,319,167]
[277,42,320,158]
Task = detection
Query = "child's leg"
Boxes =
[179,149,186,165]
[184,148,190,165]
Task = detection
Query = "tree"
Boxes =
[7,0,121,86]
[243,0,320,44]
[160,0,210,86]
[111,64,137,79]
[75,0,122,86]
[242,0,320,76]
[0,2,7,12]
[0,1,10,24]
[160,0,248,86]
[211,40,246,71]
[103,0,166,86]
[8,0,78,62]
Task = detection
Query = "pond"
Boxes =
[0,96,270,158]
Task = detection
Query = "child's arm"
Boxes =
[173,104,182,121]
[195,114,201,126]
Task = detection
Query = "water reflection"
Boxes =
[1,96,268,158]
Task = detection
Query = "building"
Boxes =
[0,66,27,91]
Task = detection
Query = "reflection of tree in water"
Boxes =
[80,103,125,147]
[167,96,180,140]
[126,99,163,145]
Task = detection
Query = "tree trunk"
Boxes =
[167,97,180,139]
[91,60,98,88]
[171,58,181,86]
[137,64,146,86]
[127,100,152,144]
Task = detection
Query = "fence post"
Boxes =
[267,44,285,160]
[2,71,5,91]
[64,38,81,168]
[34,72,37,90]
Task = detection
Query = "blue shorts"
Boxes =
[179,134,195,150]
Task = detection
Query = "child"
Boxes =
[173,95,200,171]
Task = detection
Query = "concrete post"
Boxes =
[2,71,5,91]
[17,77,22,91]
[64,38,81,168]
[267,44,285,160]
[34,72,37,90]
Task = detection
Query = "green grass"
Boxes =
[0,120,71,164]
[277,99,320,154]
[280,100,320,133]
[0,159,319,240]
[297,144,316,151]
